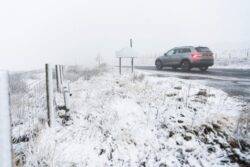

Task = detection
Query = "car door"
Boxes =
[162,49,175,66]
[171,49,181,65]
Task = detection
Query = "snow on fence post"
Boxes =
[62,68,70,111]
[0,71,13,167]
[45,64,55,127]
[63,83,70,111]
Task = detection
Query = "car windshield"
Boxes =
[195,47,210,52]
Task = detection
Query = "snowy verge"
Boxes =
[17,67,249,166]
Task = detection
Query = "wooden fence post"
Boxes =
[131,57,134,73]
[59,65,64,88]
[60,65,63,83]
[45,64,54,127]
[0,71,13,167]
[55,65,61,92]
[119,57,121,75]
[130,38,134,73]
[248,104,250,136]
[63,84,70,111]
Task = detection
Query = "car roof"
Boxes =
[173,46,194,49]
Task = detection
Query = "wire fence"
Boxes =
[6,65,73,166]
[9,71,47,166]
[7,64,106,166]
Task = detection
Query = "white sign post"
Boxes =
[116,45,138,74]
[0,71,12,167]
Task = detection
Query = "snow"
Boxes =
[213,49,250,69]
[10,67,249,166]
[0,71,12,167]
[116,47,138,58]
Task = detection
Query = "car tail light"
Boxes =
[191,52,201,59]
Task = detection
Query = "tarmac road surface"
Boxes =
[135,66,250,103]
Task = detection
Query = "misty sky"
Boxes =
[0,0,250,70]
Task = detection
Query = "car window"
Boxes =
[173,49,179,54]
[182,48,191,53]
[174,49,180,54]
[175,48,190,54]
[195,47,210,52]
[166,49,174,56]
[180,49,184,53]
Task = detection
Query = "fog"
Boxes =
[0,0,249,70]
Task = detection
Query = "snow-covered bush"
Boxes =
[131,73,145,82]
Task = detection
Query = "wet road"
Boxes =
[135,66,250,102]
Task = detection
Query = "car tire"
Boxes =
[180,60,191,71]
[199,66,208,71]
[155,60,163,70]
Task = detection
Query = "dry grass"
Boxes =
[9,73,28,94]
[64,64,108,82]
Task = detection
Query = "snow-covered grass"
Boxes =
[213,49,250,69]
[9,70,47,167]
[10,66,250,166]
[64,64,108,82]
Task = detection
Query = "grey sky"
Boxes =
[0,0,249,70]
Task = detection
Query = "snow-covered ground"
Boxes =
[11,67,250,166]
[213,49,250,69]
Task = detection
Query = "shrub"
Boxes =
[64,64,107,82]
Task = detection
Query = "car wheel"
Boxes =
[180,60,191,71]
[199,66,208,71]
[155,60,163,70]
